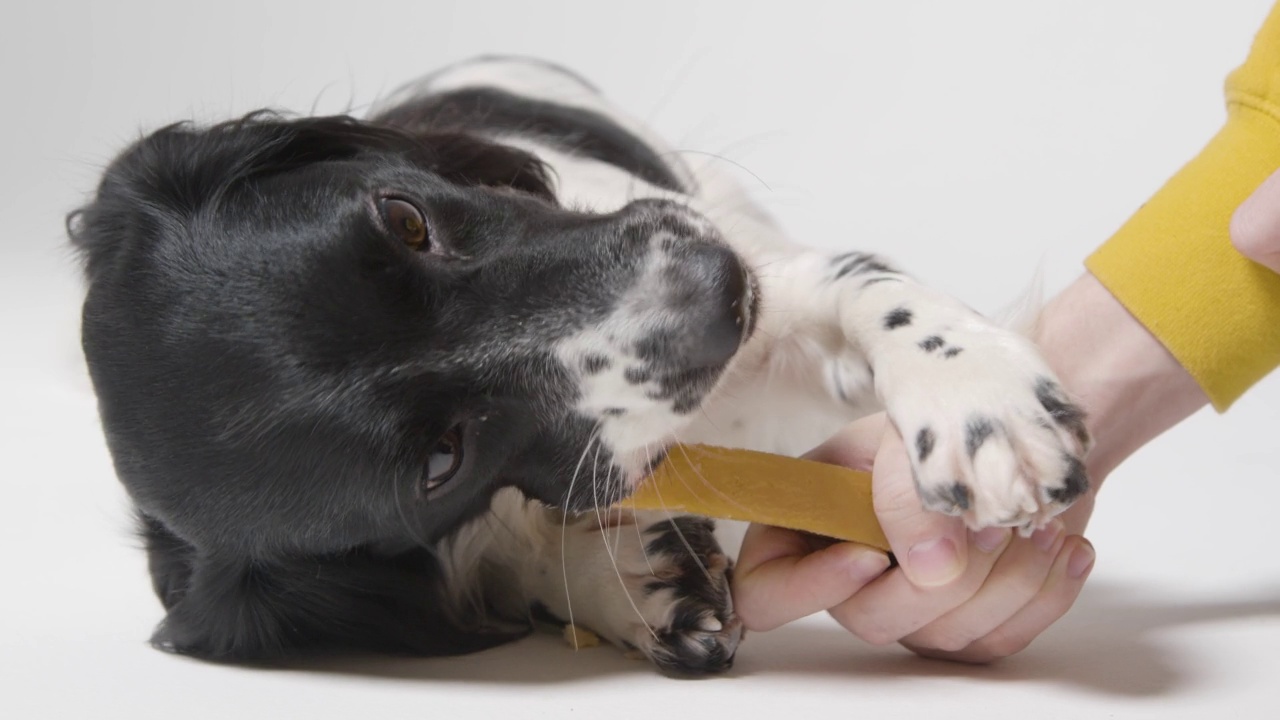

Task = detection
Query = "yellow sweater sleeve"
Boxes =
[1085,4,1280,411]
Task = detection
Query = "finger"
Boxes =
[899,519,1066,653]
[1231,167,1280,273]
[826,525,1013,645]
[907,535,1095,664]
[874,425,974,587]
[733,523,890,632]
[808,416,971,587]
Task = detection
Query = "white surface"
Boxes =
[3,1,1279,717]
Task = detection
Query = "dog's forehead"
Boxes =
[232,157,422,213]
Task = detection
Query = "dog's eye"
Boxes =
[425,427,463,490]
[379,197,428,250]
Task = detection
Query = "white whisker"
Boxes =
[560,425,602,637]
[594,441,659,644]
[643,462,714,585]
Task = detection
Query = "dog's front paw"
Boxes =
[879,327,1092,532]
[543,512,741,675]
[627,517,742,676]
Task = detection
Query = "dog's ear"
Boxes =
[140,515,526,661]
[68,113,389,277]
[420,131,557,203]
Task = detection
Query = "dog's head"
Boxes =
[73,113,754,560]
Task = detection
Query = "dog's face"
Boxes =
[74,115,754,555]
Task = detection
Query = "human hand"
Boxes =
[1231,167,1280,273]
[732,270,1209,663]
[732,413,1097,664]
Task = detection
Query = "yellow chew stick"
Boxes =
[617,444,890,552]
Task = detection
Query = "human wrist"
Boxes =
[1033,273,1209,480]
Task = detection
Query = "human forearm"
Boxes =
[1034,273,1209,495]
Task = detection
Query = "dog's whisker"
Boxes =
[560,425,603,638]
[635,441,657,576]
[642,470,714,586]
[696,405,724,436]
[666,148,774,194]
[588,441,659,644]
[589,436,619,566]
[671,441,753,521]
[611,470,632,564]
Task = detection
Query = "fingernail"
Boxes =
[907,537,963,586]
[1068,542,1096,578]
[973,526,1010,553]
[849,550,891,581]
[1031,522,1064,553]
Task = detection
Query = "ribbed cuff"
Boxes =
[1086,102,1280,410]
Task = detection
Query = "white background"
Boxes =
[3,1,1279,718]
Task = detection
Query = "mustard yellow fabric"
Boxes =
[1086,4,1280,410]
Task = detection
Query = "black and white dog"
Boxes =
[71,58,1089,675]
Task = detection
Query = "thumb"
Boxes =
[1231,167,1280,273]
[807,415,974,588]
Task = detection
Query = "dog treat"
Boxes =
[617,445,890,552]
[562,623,601,650]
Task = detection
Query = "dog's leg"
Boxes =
[765,251,1091,532]
[437,489,740,675]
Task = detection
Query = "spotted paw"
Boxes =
[540,511,741,675]
[879,324,1092,531]
[629,516,742,676]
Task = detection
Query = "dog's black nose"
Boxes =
[674,243,752,369]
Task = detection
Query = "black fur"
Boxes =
[1050,454,1090,504]
[919,335,945,352]
[581,354,611,374]
[70,94,740,663]
[965,416,996,458]
[642,518,738,676]
[832,251,892,279]
[1034,376,1090,448]
[916,426,935,462]
[884,307,913,330]
[374,87,686,192]
[939,481,972,512]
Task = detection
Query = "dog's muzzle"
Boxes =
[665,241,754,369]
[615,200,758,377]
